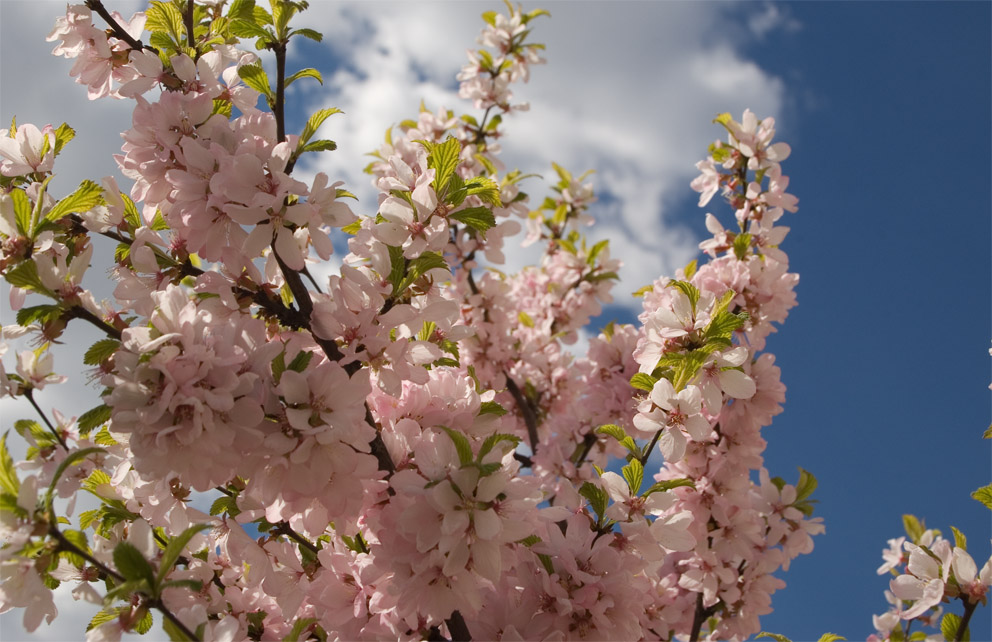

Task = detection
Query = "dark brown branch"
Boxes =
[183,0,196,53]
[64,306,122,341]
[504,374,539,453]
[24,389,69,450]
[956,599,978,642]
[271,522,319,555]
[445,611,472,642]
[84,0,157,53]
[688,592,719,642]
[273,41,287,143]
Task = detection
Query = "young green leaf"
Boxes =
[756,632,792,642]
[0,433,20,497]
[439,426,474,467]
[45,180,105,222]
[156,523,212,589]
[238,62,274,103]
[286,67,322,87]
[622,458,644,495]
[78,405,112,436]
[903,514,925,543]
[83,339,121,366]
[450,207,496,234]
[113,541,156,585]
[971,484,992,510]
[630,372,658,392]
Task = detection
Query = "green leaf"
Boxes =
[156,523,212,589]
[16,304,60,327]
[286,350,313,373]
[941,613,967,642]
[950,525,967,550]
[477,433,519,461]
[78,405,111,436]
[397,251,448,293]
[60,528,90,568]
[817,635,846,642]
[282,617,317,641]
[291,27,323,42]
[83,339,121,366]
[643,478,695,496]
[596,424,627,442]
[579,481,609,523]
[450,206,496,234]
[757,633,792,642]
[586,239,609,266]
[518,311,534,328]
[88,609,119,631]
[794,467,817,502]
[971,484,992,510]
[45,180,104,222]
[134,608,153,634]
[683,258,698,280]
[298,108,343,150]
[386,245,406,294]
[669,280,701,311]
[630,372,658,392]
[238,62,274,103]
[145,1,184,40]
[300,139,337,154]
[53,123,75,157]
[622,458,644,495]
[704,310,746,341]
[0,433,20,497]
[209,495,240,517]
[439,426,474,467]
[5,260,54,296]
[903,514,925,543]
[113,541,156,585]
[733,232,752,260]
[479,401,508,417]
[286,67,322,87]
[463,176,502,206]
[983,424,991,439]
[424,137,462,196]
[8,188,32,236]
[229,18,272,41]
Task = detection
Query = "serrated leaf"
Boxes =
[794,468,817,502]
[45,180,104,222]
[477,432,518,460]
[81,469,112,494]
[424,137,462,196]
[479,401,508,417]
[683,258,698,279]
[971,484,992,510]
[950,525,967,550]
[88,609,120,631]
[450,206,496,234]
[238,62,274,102]
[53,123,75,156]
[286,67,322,87]
[156,523,212,589]
[300,139,337,153]
[291,27,323,42]
[61,529,89,568]
[941,613,965,642]
[229,18,272,41]
[579,481,609,522]
[8,188,31,236]
[596,424,627,442]
[622,458,644,495]
[463,176,502,206]
[643,478,695,497]
[281,616,318,642]
[439,426,473,467]
[209,495,240,517]
[586,239,609,266]
[817,635,845,642]
[16,304,60,327]
[704,310,746,341]
[84,339,121,366]
[387,245,406,294]
[630,373,658,392]
[734,232,752,260]
[134,608,153,634]
[0,433,20,497]
[113,541,156,585]
[145,1,184,39]
[93,426,117,446]
[903,514,925,543]
[78,405,111,436]
[5,260,54,295]
[397,251,448,292]
[341,218,361,234]
[756,633,792,642]
[669,280,701,311]
[298,108,343,150]
[287,350,313,373]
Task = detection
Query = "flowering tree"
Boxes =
[0,1,988,641]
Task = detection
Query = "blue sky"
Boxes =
[1,1,990,640]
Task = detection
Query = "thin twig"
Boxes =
[23,389,69,450]
[84,0,157,53]
[504,375,539,453]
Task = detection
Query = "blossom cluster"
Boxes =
[0,2,922,641]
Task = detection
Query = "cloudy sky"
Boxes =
[1,1,990,640]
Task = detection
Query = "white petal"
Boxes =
[719,369,756,399]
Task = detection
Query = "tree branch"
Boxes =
[504,374,539,453]
[84,0,157,53]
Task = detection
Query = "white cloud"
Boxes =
[0,1,797,638]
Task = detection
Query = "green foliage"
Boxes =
[78,404,112,436]
[450,207,497,234]
[113,541,156,585]
[941,613,969,642]
[622,458,644,495]
[757,632,792,642]
[45,179,104,222]
[439,426,474,468]
[971,484,992,510]
[238,62,274,103]
[903,514,926,543]
[579,480,608,524]
[83,339,121,366]
[630,372,657,392]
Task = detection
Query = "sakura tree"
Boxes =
[0,1,988,641]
